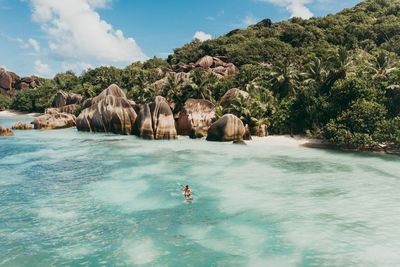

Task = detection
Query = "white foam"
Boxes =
[123,239,161,265]
[88,179,179,212]
[38,207,77,220]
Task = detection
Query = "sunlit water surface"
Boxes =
[1,116,400,266]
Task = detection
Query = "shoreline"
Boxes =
[0,110,42,117]
[245,135,325,148]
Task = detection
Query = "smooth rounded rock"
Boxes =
[33,113,76,130]
[206,114,245,142]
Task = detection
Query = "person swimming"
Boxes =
[181,185,192,199]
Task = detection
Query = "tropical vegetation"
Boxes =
[4,0,400,150]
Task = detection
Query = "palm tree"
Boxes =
[269,59,300,97]
[187,70,217,100]
[326,47,354,88]
[303,57,327,84]
[368,51,397,81]
[82,82,95,99]
[162,73,185,104]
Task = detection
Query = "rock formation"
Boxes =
[0,68,40,97]
[177,99,216,138]
[0,125,14,136]
[134,96,177,139]
[33,113,76,130]
[153,55,239,88]
[243,124,252,141]
[219,88,249,108]
[51,92,82,108]
[134,103,154,139]
[82,84,126,109]
[76,84,137,135]
[46,104,78,115]
[46,92,82,114]
[251,125,268,137]
[12,122,33,130]
[206,114,245,142]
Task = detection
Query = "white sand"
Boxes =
[246,135,323,147]
[0,110,41,117]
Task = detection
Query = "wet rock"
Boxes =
[12,122,33,130]
[33,113,76,130]
[0,125,14,136]
[177,98,216,138]
[206,114,245,142]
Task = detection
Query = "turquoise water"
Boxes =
[1,116,400,266]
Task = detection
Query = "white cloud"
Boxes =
[258,0,314,19]
[34,59,53,77]
[243,14,258,26]
[61,61,93,74]
[193,31,212,42]
[28,0,148,64]
[28,38,40,52]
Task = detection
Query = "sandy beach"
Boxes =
[246,135,325,148]
[0,110,41,117]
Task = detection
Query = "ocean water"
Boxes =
[1,116,400,267]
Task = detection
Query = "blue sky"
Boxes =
[0,0,360,78]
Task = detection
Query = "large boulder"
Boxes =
[206,114,245,142]
[219,88,249,108]
[33,113,76,130]
[52,92,68,107]
[67,93,82,105]
[76,85,137,135]
[134,96,177,140]
[133,103,154,139]
[177,99,216,138]
[0,125,14,136]
[82,84,125,109]
[0,69,12,89]
[15,82,29,90]
[196,56,214,69]
[52,92,82,108]
[12,122,33,130]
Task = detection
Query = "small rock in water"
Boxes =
[233,140,246,145]
[12,121,33,130]
[0,125,14,136]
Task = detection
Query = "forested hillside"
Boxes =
[2,0,400,150]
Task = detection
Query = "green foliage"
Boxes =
[0,95,11,110]
[322,100,388,149]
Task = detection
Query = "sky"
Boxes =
[0,0,361,78]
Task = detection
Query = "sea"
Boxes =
[1,116,400,266]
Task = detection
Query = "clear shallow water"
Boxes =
[1,117,400,266]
